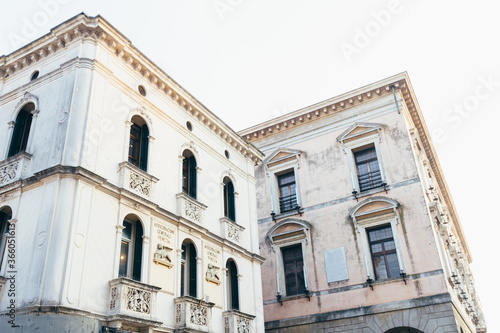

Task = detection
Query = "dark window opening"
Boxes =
[30,71,39,81]
[186,121,192,131]
[368,225,400,280]
[128,116,149,171]
[224,150,230,159]
[182,151,197,199]
[119,217,143,281]
[0,207,12,272]
[226,260,239,310]
[8,104,34,158]
[138,85,146,96]
[282,244,305,296]
[181,240,197,297]
[223,177,236,222]
[278,171,298,213]
[354,146,383,191]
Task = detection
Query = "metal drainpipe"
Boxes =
[391,85,401,114]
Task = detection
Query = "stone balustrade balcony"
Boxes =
[0,152,32,187]
[220,217,244,244]
[223,310,255,333]
[176,192,207,224]
[107,278,161,328]
[118,162,158,200]
[174,296,214,332]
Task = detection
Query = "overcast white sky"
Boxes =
[1,1,498,331]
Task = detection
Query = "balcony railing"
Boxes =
[220,217,244,244]
[223,310,255,333]
[107,278,161,326]
[174,296,214,332]
[357,170,383,192]
[279,194,298,212]
[0,152,32,187]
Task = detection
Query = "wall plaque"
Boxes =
[324,247,349,283]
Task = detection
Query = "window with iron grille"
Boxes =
[367,225,400,280]
[278,171,298,213]
[354,147,383,191]
[282,244,306,296]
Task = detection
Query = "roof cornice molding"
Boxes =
[239,73,406,141]
[0,13,263,165]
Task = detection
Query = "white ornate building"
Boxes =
[0,13,264,333]
[239,73,487,333]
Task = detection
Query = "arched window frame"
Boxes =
[222,174,237,222]
[266,219,312,298]
[178,238,199,298]
[349,196,405,281]
[114,212,150,283]
[179,146,200,200]
[4,92,40,159]
[124,108,154,173]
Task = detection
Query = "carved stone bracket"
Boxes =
[0,152,32,186]
[220,217,245,244]
[223,310,255,333]
[174,296,214,332]
[205,263,221,285]
[176,192,207,224]
[153,243,173,268]
[118,162,158,199]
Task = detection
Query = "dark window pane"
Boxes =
[282,244,305,296]
[368,225,400,281]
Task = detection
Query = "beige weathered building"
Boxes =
[239,73,487,333]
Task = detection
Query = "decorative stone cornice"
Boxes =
[0,13,263,166]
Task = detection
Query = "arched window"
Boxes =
[182,150,197,199]
[180,239,197,297]
[226,259,239,310]
[128,116,149,171]
[223,177,235,222]
[349,197,405,281]
[8,103,34,158]
[119,215,143,281]
[0,207,12,273]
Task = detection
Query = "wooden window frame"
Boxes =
[367,224,400,280]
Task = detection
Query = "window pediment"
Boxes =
[267,219,311,246]
[337,122,382,150]
[350,197,400,231]
[263,148,301,170]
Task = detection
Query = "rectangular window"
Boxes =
[354,147,383,191]
[282,244,305,296]
[368,225,400,280]
[278,171,298,212]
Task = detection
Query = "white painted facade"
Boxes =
[0,14,264,333]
